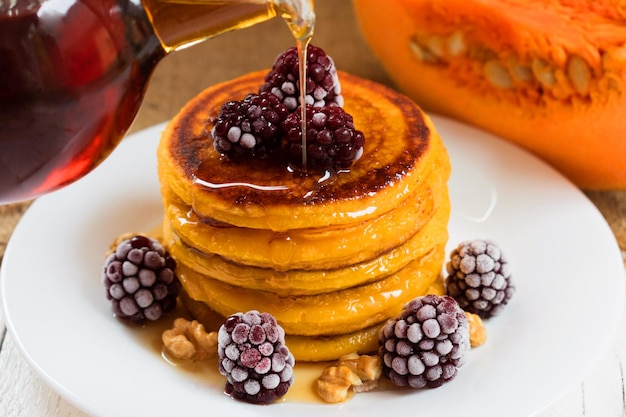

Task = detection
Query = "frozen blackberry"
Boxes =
[102,235,180,323]
[259,44,343,111]
[282,104,365,169]
[211,92,289,160]
[379,295,470,389]
[446,239,515,318]
[218,310,295,404]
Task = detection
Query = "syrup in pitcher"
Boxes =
[0,0,314,204]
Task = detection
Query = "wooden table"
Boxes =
[1,1,625,415]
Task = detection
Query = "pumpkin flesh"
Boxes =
[354,0,626,189]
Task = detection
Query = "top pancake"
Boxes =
[157,70,446,231]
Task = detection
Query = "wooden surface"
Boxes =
[1,1,625,416]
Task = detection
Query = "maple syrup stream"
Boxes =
[297,37,311,169]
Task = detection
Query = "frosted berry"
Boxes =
[212,92,289,160]
[446,239,515,318]
[102,235,180,323]
[218,310,295,404]
[379,295,470,389]
[260,44,343,111]
[281,104,365,169]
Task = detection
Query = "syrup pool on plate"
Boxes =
[127,300,330,404]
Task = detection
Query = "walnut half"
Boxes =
[315,365,362,403]
[465,311,487,347]
[315,353,383,403]
[162,318,218,361]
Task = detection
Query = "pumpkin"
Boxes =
[353,0,626,190]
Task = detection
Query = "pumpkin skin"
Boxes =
[353,0,626,189]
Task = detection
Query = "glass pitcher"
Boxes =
[0,0,315,204]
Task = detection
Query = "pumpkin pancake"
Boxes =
[157,70,445,232]
[164,183,434,270]
[163,203,449,296]
[176,243,444,337]
[180,277,447,362]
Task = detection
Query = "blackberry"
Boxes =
[446,239,515,318]
[211,92,290,160]
[260,44,343,111]
[102,235,180,323]
[379,295,470,389]
[218,310,295,404]
[282,104,365,169]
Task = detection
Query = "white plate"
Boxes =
[2,116,624,417]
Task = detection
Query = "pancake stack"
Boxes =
[157,70,451,361]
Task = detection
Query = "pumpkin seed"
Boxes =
[447,31,466,57]
[553,70,575,99]
[512,65,533,82]
[567,54,591,96]
[507,56,533,82]
[484,61,513,88]
[409,36,437,62]
[425,35,445,58]
[532,58,556,86]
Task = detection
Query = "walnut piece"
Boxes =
[162,318,217,361]
[315,353,383,403]
[315,365,361,403]
[465,311,487,347]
